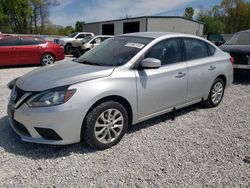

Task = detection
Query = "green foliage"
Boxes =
[75,21,84,32]
[183,7,194,19]
[58,26,75,36]
[195,0,250,34]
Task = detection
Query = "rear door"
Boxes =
[0,37,22,66]
[16,38,43,64]
[136,38,187,119]
[183,38,218,102]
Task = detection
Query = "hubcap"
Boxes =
[211,82,223,104]
[42,54,54,65]
[94,108,124,144]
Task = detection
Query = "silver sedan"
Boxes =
[7,32,233,149]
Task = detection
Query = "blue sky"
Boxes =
[49,0,226,26]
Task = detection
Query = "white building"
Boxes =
[83,16,204,36]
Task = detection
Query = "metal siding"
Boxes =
[147,18,204,35]
[84,23,101,35]
[113,18,147,35]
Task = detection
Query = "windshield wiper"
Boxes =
[77,60,102,66]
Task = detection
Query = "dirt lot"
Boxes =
[0,59,249,187]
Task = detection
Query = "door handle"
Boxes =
[175,72,186,78]
[208,65,216,70]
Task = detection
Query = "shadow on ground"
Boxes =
[0,103,202,160]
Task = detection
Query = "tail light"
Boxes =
[230,57,234,65]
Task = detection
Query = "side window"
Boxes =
[76,34,85,39]
[21,38,40,45]
[0,37,21,46]
[183,38,208,60]
[208,44,216,56]
[145,39,182,65]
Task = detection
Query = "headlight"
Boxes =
[27,87,76,107]
[7,77,19,90]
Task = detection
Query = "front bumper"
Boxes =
[8,101,83,145]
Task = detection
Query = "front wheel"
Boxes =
[204,78,225,107]
[41,53,55,66]
[82,101,128,150]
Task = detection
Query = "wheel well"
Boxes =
[216,75,227,87]
[85,96,133,126]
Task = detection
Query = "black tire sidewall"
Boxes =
[83,101,128,150]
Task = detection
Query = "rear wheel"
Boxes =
[204,78,225,107]
[64,44,72,54]
[41,53,55,66]
[82,101,128,150]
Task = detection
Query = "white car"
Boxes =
[54,32,94,54]
[71,35,113,57]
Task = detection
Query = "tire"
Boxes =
[82,101,128,150]
[40,53,55,66]
[204,78,225,107]
[64,44,72,54]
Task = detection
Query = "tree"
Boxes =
[183,7,194,19]
[58,26,74,36]
[196,7,225,34]
[75,21,84,32]
[220,0,250,33]
[3,0,32,33]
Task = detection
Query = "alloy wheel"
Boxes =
[211,82,224,105]
[94,108,124,144]
[42,54,54,65]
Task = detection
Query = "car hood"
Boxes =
[16,61,115,92]
[59,37,74,42]
[220,45,250,54]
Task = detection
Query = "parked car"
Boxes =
[7,32,233,150]
[54,32,94,54]
[207,32,225,46]
[70,35,113,57]
[0,36,64,66]
[220,30,250,72]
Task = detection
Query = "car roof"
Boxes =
[120,32,194,39]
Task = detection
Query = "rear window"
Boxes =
[21,38,46,45]
[0,37,21,46]
[183,38,209,60]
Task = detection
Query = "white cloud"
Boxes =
[50,0,196,26]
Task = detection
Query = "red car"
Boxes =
[0,36,65,66]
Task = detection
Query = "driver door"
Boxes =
[136,38,188,120]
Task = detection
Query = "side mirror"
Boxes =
[140,58,161,69]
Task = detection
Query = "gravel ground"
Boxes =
[0,59,249,187]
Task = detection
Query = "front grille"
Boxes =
[35,127,63,140]
[230,53,250,65]
[13,120,31,137]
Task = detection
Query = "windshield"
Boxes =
[75,36,153,66]
[68,32,78,38]
[226,32,250,45]
[82,36,94,43]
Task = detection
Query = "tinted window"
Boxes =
[0,37,21,46]
[226,32,250,45]
[208,44,216,56]
[76,34,86,39]
[145,39,182,65]
[21,38,45,45]
[184,38,208,60]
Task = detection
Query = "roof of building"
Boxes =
[83,16,204,25]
